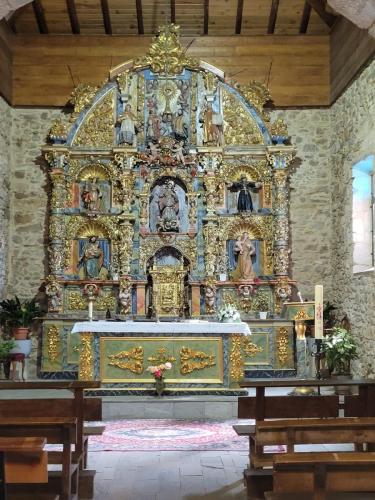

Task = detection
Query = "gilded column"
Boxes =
[229,334,244,387]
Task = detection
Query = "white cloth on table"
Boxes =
[71,320,251,335]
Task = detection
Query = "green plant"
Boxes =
[0,339,16,359]
[0,296,41,328]
[322,326,358,375]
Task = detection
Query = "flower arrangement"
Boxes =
[322,326,358,375]
[218,304,241,323]
[146,362,172,396]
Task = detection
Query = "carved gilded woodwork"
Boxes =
[139,236,196,271]
[148,347,176,364]
[70,83,99,119]
[276,327,289,366]
[271,117,289,138]
[237,81,271,120]
[46,325,60,362]
[150,264,186,317]
[67,291,87,311]
[79,332,94,380]
[229,334,244,382]
[108,347,144,374]
[72,90,115,147]
[134,24,198,75]
[96,291,116,311]
[48,118,68,142]
[180,346,216,375]
[243,338,264,358]
[223,87,264,145]
[221,216,273,241]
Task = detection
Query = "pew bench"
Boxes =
[252,417,375,468]
[0,417,77,500]
[265,451,375,500]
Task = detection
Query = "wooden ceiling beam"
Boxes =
[306,0,336,27]
[100,0,112,35]
[135,0,144,35]
[32,0,48,34]
[300,1,312,33]
[267,0,279,34]
[170,0,176,24]
[203,0,209,35]
[235,0,244,34]
[66,0,80,34]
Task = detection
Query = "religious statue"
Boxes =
[205,282,216,314]
[45,275,62,312]
[238,284,254,312]
[174,110,188,140]
[81,178,103,212]
[232,232,257,281]
[202,103,224,146]
[146,110,161,142]
[172,140,185,165]
[119,278,132,315]
[78,236,109,279]
[156,179,180,232]
[118,104,138,145]
[228,176,262,212]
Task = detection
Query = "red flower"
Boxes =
[154,370,162,379]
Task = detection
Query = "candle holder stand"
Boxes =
[310,338,324,380]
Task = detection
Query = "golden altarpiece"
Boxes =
[41,25,299,392]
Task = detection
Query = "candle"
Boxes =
[88,300,93,321]
[314,285,324,339]
[297,291,303,303]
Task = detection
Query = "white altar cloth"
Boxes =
[71,320,251,335]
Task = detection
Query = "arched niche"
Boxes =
[149,176,188,233]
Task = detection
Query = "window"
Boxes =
[352,155,374,273]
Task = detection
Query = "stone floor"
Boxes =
[89,449,248,500]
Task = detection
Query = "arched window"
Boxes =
[352,155,374,273]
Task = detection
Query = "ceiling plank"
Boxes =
[306,0,336,28]
[100,0,112,35]
[235,0,244,35]
[66,0,80,35]
[203,0,209,35]
[300,1,312,33]
[170,0,176,24]
[135,0,144,35]
[267,0,279,35]
[32,0,48,34]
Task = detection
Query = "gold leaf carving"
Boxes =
[96,291,116,311]
[223,87,264,145]
[148,347,176,365]
[79,332,94,380]
[229,334,244,382]
[72,90,115,148]
[134,24,198,75]
[67,291,87,311]
[108,347,144,374]
[243,338,263,358]
[70,83,98,118]
[46,325,60,362]
[277,327,289,366]
[180,347,216,375]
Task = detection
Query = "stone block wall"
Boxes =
[7,107,61,299]
[272,108,332,300]
[330,60,375,377]
[0,97,12,298]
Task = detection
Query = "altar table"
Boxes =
[72,321,251,392]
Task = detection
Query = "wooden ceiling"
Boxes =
[8,0,336,37]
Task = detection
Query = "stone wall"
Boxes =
[7,107,61,299]
[0,96,12,298]
[330,60,375,377]
[272,108,332,300]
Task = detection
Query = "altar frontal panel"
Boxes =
[100,337,223,383]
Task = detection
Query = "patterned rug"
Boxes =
[88,419,252,452]
[88,420,287,452]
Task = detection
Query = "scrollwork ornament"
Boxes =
[48,118,68,142]
[274,246,291,275]
[108,347,144,374]
[180,347,216,374]
[79,332,94,380]
[204,278,217,315]
[229,334,244,382]
[242,338,263,357]
[45,275,62,313]
[70,83,98,120]
[48,244,65,276]
[46,325,60,362]
[277,327,289,366]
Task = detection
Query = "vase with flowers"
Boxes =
[146,362,172,396]
[218,304,241,323]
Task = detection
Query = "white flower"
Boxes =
[165,362,172,370]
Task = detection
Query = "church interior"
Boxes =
[0,0,374,499]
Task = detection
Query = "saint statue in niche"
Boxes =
[156,180,180,232]
[78,236,109,279]
[118,104,138,145]
[229,176,262,212]
[232,232,257,281]
[201,103,224,146]
[81,178,103,212]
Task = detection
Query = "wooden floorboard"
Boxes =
[90,450,248,499]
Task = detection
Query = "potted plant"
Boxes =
[218,304,241,323]
[322,326,358,376]
[0,338,16,379]
[0,296,41,340]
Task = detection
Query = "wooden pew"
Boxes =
[2,437,48,484]
[253,417,375,468]
[267,451,375,500]
[0,417,77,500]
